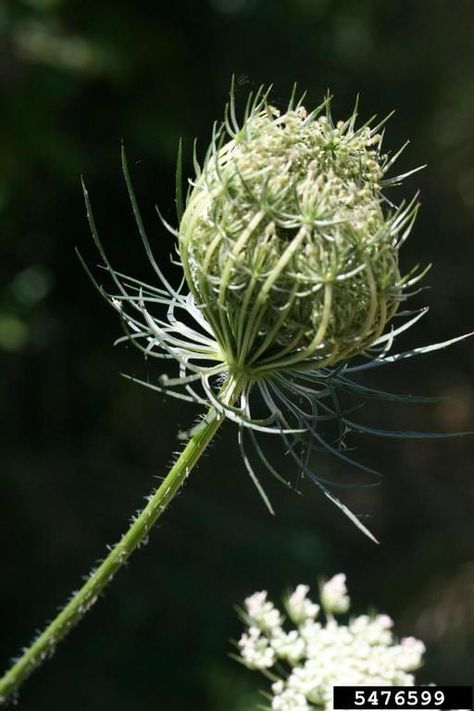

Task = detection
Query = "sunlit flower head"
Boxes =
[236,574,426,711]
[81,83,469,541]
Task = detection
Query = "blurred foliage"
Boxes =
[0,1,473,709]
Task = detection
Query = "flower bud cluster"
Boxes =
[179,95,415,376]
[237,575,425,711]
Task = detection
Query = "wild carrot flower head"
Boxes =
[82,84,469,541]
[236,574,426,710]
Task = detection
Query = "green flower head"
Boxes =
[179,93,413,377]
[82,85,469,541]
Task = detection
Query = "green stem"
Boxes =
[0,380,238,704]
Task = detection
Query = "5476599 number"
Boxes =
[333,686,473,710]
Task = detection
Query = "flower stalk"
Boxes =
[0,378,239,704]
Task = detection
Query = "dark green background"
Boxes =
[1,1,473,709]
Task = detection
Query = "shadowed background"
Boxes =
[1,1,473,708]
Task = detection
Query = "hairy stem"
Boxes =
[0,380,238,704]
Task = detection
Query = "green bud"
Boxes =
[179,93,415,378]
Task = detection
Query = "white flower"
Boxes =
[236,575,426,710]
[272,686,310,711]
[320,573,350,614]
[398,637,426,671]
[286,585,320,625]
[271,628,306,664]
[238,625,276,670]
[245,590,282,631]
